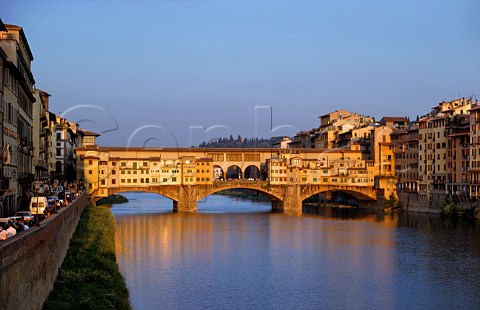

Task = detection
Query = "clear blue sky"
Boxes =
[3,0,480,147]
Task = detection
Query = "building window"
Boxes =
[56,161,62,174]
[89,170,92,175]
[112,179,116,185]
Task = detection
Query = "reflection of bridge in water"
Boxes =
[76,147,385,214]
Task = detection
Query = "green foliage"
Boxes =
[440,195,460,217]
[96,194,128,206]
[43,205,130,310]
[199,136,284,148]
[384,193,398,211]
[471,201,480,220]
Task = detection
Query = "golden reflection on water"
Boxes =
[112,195,480,309]
[115,210,396,308]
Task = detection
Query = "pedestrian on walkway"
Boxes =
[6,221,17,237]
[0,225,8,240]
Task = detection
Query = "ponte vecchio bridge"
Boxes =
[76,146,390,214]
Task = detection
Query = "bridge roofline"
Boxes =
[75,146,363,154]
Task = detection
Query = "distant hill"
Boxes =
[198,135,284,148]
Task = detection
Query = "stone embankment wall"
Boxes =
[398,191,474,213]
[0,192,87,310]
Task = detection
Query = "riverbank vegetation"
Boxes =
[215,189,271,202]
[96,194,128,206]
[43,205,130,310]
[440,195,480,219]
[384,194,400,212]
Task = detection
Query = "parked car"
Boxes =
[15,211,34,225]
[0,217,9,227]
[65,190,72,202]
[8,216,23,225]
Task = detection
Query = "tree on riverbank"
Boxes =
[384,194,399,212]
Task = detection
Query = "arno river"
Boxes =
[111,192,480,310]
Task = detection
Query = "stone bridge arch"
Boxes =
[298,185,379,203]
[197,181,284,202]
[103,186,181,203]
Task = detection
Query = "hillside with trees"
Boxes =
[198,136,284,148]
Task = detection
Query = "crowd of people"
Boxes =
[0,219,29,241]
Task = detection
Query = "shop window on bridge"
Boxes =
[208,153,224,161]
[227,154,242,161]
[244,154,260,162]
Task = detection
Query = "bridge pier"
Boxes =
[271,185,303,216]
[173,185,198,212]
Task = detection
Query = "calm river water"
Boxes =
[111,192,480,310]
